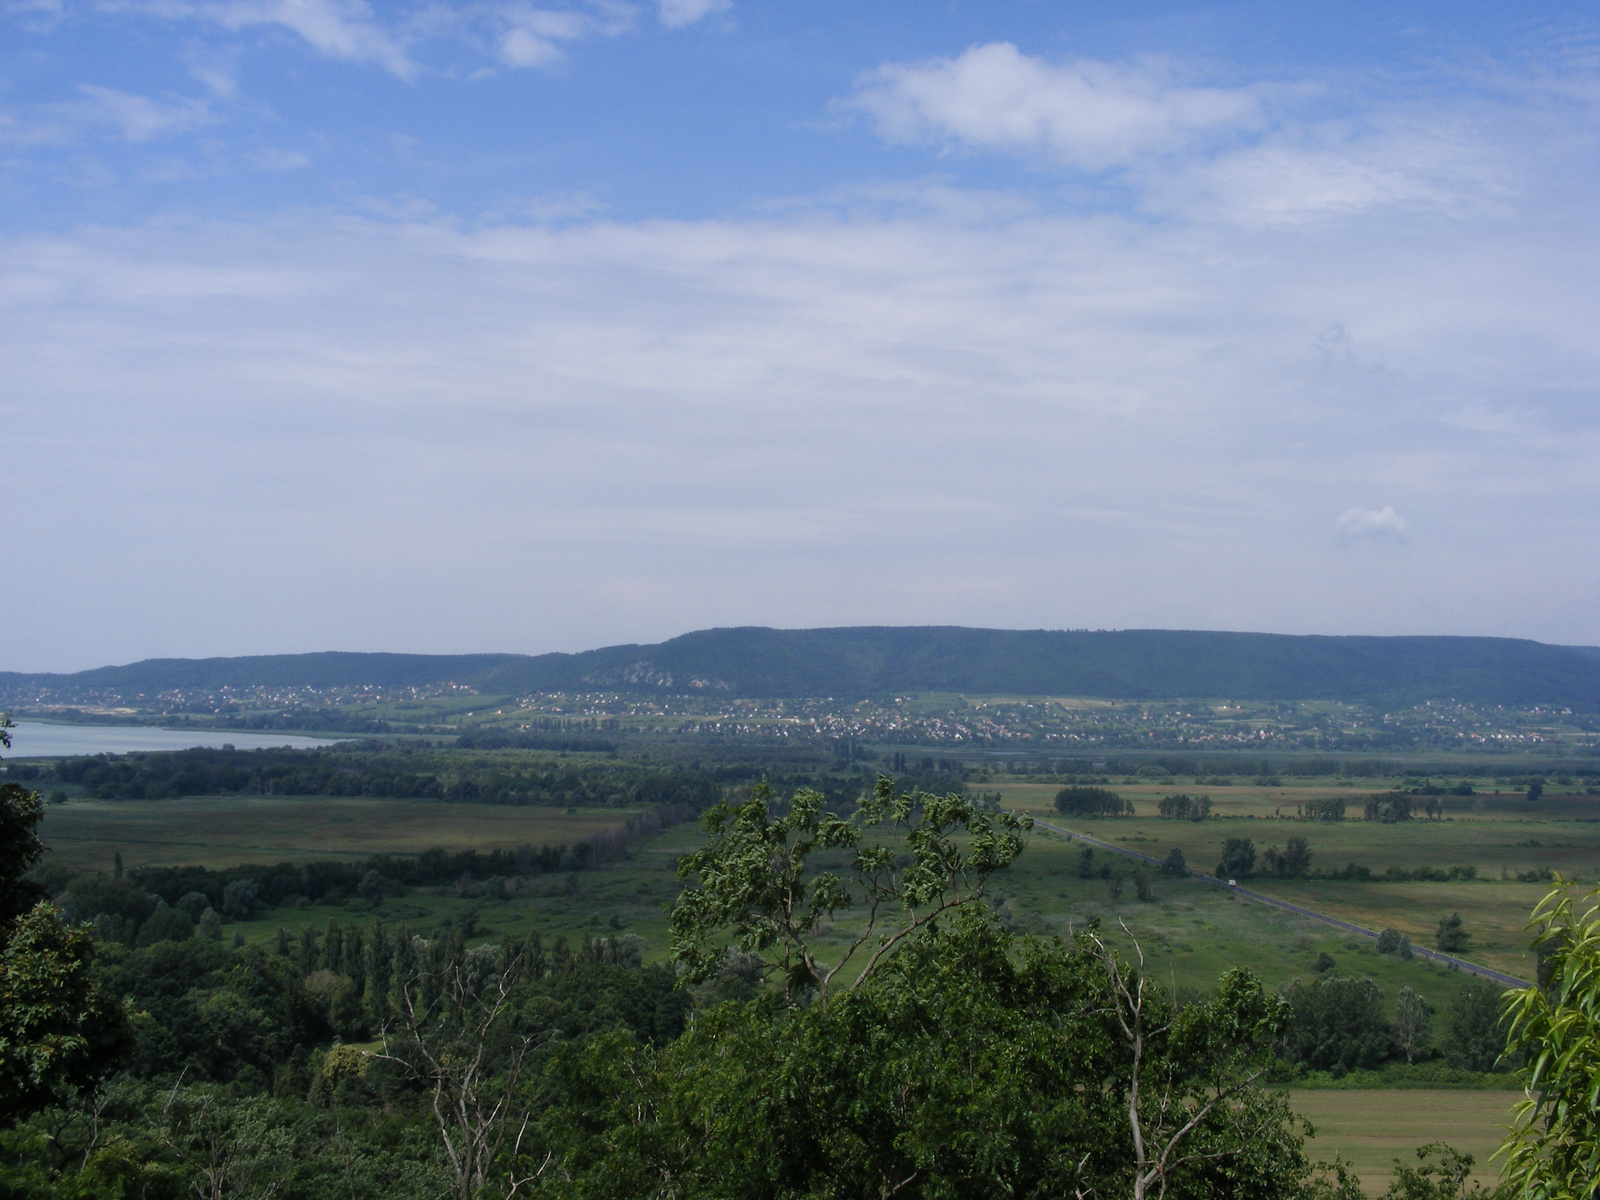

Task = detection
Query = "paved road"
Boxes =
[1030,816,1528,990]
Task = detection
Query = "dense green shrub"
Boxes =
[1364,792,1415,822]
[1054,786,1131,817]
[1157,793,1211,820]
[1282,974,1395,1073]
[1216,837,1256,879]
[1442,979,1508,1072]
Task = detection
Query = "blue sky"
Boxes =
[2,1,1598,670]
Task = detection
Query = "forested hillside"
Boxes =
[6,626,1600,707]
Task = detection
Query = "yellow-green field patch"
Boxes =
[1293,1089,1515,1196]
[1251,879,1549,979]
[991,780,1597,977]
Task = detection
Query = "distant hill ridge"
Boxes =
[5,627,1600,708]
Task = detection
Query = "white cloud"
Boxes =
[188,59,239,98]
[845,44,1531,228]
[17,0,707,85]
[93,0,646,74]
[658,0,727,28]
[106,0,416,76]
[497,5,633,69]
[59,83,215,141]
[1150,109,1516,226]
[845,42,1263,171]
[1335,506,1410,543]
[216,0,410,72]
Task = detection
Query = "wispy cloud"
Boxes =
[103,0,416,76]
[4,0,65,31]
[844,43,1529,227]
[844,43,1264,171]
[497,3,635,69]
[1335,506,1410,544]
[83,0,657,77]
[657,0,727,28]
[54,83,216,141]
[1150,110,1516,225]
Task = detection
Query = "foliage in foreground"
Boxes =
[15,766,1600,1200]
[0,732,130,1126]
[1499,879,1600,1200]
[548,915,1352,1200]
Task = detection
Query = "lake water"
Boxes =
[3,721,344,757]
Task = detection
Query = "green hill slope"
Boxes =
[6,628,1600,708]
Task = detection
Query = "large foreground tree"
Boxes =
[548,912,1345,1200]
[0,714,129,1125]
[543,779,1356,1200]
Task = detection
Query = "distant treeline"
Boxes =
[37,745,727,807]
[199,709,395,734]
[455,729,619,753]
[1009,755,1599,779]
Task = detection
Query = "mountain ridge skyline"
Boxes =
[7,626,1600,710]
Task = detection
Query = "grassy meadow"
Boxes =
[1293,1089,1515,1197]
[38,773,1585,995]
[34,794,693,957]
[994,778,1600,979]
[971,822,1516,1013]
[39,770,1592,986]
[37,796,640,871]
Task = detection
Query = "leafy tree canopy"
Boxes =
[669,775,1029,1004]
[551,914,1328,1200]
[0,715,130,1125]
[1500,879,1600,1198]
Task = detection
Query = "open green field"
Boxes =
[209,817,700,962]
[976,823,1514,1010]
[37,796,638,872]
[994,780,1599,978]
[30,794,691,957]
[1293,1090,1514,1196]
[212,812,1525,1028]
[994,779,1600,877]
[40,784,1555,1007]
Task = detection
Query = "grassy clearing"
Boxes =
[993,780,1598,978]
[1248,880,1548,980]
[982,824,1509,1011]
[38,797,638,872]
[1292,1090,1514,1197]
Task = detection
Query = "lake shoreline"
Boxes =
[3,719,346,758]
